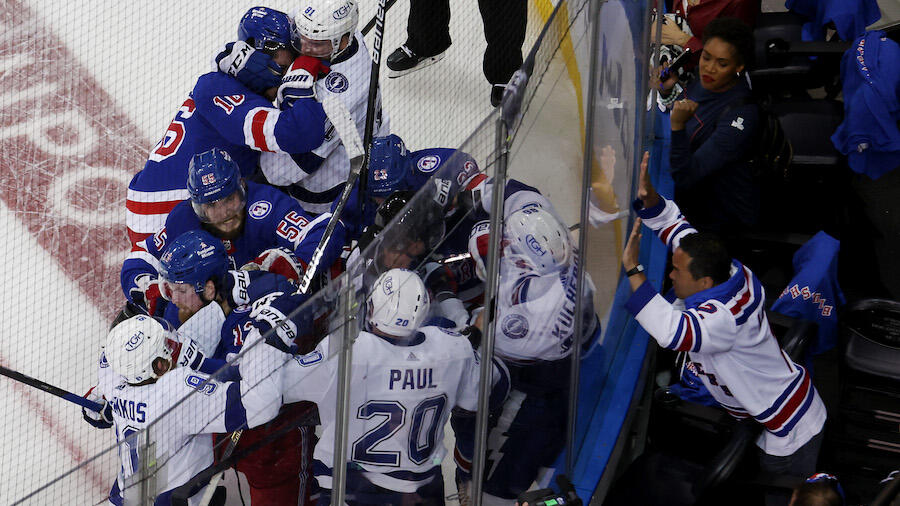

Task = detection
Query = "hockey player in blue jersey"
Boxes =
[126,6,329,262]
[157,228,323,506]
[122,148,346,324]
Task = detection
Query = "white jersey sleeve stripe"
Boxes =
[244,107,282,153]
[127,188,191,202]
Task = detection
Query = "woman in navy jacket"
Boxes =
[661,18,760,234]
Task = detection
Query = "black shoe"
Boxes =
[490,84,507,107]
[386,44,447,78]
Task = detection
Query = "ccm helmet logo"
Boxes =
[525,234,546,256]
[333,3,351,19]
[125,331,145,351]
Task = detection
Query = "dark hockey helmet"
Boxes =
[238,6,298,53]
[367,134,411,199]
[160,230,229,294]
[187,148,247,223]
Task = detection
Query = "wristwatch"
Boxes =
[626,264,645,277]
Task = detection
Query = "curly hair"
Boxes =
[702,17,754,68]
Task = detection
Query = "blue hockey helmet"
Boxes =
[160,230,229,294]
[238,6,298,53]
[187,148,246,223]
[368,134,410,198]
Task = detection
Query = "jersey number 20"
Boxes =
[352,394,447,466]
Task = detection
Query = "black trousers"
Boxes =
[405,0,526,85]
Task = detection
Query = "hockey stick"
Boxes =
[197,429,243,506]
[296,0,388,295]
[0,364,104,412]
[296,97,365,295]
[360,0,396,36]
[357,0,387,213]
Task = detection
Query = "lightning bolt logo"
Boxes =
[486,390,527,480]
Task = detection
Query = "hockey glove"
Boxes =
[176,338,241,381]
[422,262,459,302]
[82,386,113,429]
[249,291,302,354]
[130,274,170,317]
[276,56,330,108]
[241,247,306,282]
[215,41,283,95]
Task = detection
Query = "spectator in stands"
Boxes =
[652,0,758,55]
[623,152,827,506]
[659,17,760,236]
[789,473,845,506]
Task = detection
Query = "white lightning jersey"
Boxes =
[260,31,390,213]
[493,254,597,363]
[285,327,482,490]
[95,334,283,505]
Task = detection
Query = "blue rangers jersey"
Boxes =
[126,71,326,252]
[121,181,345,310]
[625,197,827,456]
[95,332,284,505]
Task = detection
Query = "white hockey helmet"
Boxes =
[105,315,176,384]
[505,206,572,275]
[292,0,358,59]
[367,268,430,339]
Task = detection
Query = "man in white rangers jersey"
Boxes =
[622,153,826,492]
[259,0,390,214]
[96,314,284,506]
[465,206,600,504]
[279,268,508,504]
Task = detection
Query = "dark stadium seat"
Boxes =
[824,299,900,504]
[749,12,849,98]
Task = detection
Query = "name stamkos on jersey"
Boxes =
[248,200,272,219]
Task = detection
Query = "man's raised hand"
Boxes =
[637,151,660,210]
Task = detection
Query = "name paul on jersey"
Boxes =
[389,368,437,390]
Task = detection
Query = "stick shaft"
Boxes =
[358,0,388,204]
[297,1,388,294]
[0,364,103,412]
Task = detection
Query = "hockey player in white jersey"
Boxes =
[258,0,391,214]
[465,206,600,503]
[280,268,509,505]
[96,314,284,505]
